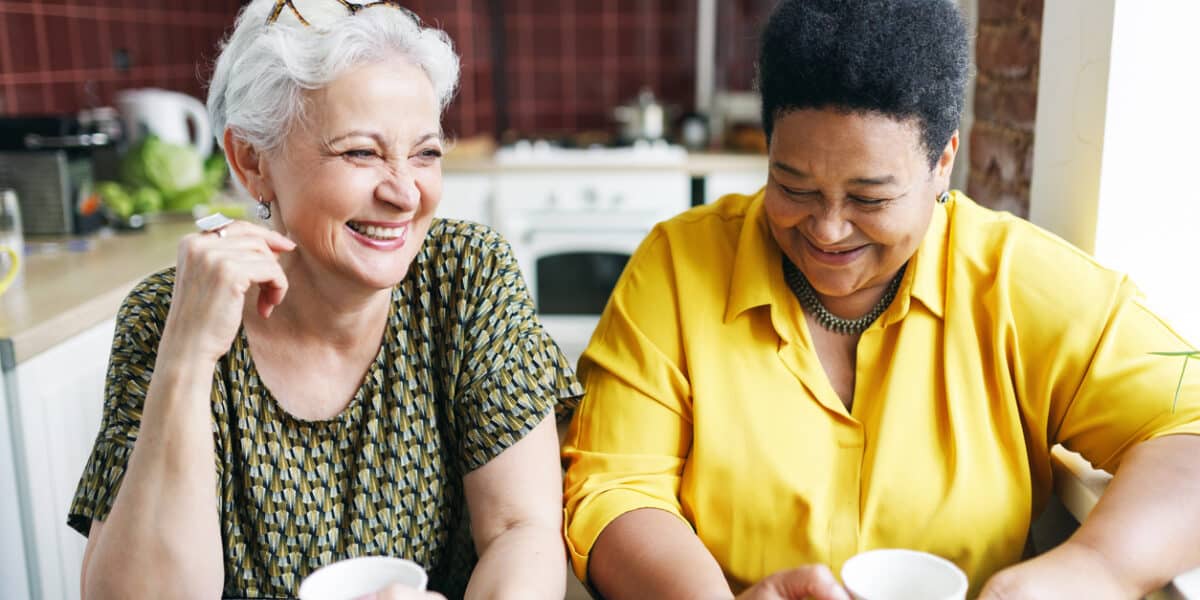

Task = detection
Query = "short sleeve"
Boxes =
[1052,282,1200,472]
[67,270,174,536]
[561,227,695,583]
[442,224,583,472]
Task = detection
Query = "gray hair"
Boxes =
[207,0,460,154]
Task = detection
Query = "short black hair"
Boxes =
[758,0,970,167]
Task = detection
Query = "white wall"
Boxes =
[1030,0,1200,343]
[1092,1,1200,344]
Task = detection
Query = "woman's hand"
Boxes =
[162,221,295,364]
[736,565,851,600]
[978,541,1135,600]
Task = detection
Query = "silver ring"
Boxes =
[195,212,234,238]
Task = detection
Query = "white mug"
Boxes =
[298,556,428,600]
[115,88,213,158]
[841,548,968,600]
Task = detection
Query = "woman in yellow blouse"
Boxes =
[562,1,1200,598]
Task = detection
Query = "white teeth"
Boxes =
[349,222,403,240]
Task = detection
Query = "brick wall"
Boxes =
[967,0,1043,218]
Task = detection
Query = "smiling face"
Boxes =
[262,57,443,292]
[763,108,956,306]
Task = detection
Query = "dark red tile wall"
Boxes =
[0,1,242,116]
[501,0,697,138]
[404,0,496,141]
[717,0,775,92]
[0,1,771,141]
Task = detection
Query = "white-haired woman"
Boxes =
[68,2,580,598]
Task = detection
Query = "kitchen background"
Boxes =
[5,2,1200,600]
[0,0,1039,213]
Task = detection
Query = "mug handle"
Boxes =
[0,245,19,297]
[176,92,214,159]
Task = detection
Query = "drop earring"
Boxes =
[937,191,950,204]
[256,196,272,220]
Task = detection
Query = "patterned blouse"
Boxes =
[68,219,583,599]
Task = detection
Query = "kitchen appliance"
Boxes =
[613,88,668,143]
[0,116,111,235]
[493,141,690,362]
[708,90,764,151]
[116,88,213,158]
[679,112,710,151]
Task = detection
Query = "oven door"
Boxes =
[515,227,647,364]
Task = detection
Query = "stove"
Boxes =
[490,140,692,363]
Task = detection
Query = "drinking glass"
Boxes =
[0,188,23,295]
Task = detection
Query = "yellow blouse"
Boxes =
[562,190,1200,594]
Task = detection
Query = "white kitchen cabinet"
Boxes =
[10,318,113,600]
[0,366,34,600]
[704,168,768,204]
[437,173,493,226]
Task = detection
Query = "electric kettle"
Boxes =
[115,88,213,158]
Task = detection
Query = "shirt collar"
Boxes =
[724,189,785,324]
[723,188,952,326]
[894,192,950,321]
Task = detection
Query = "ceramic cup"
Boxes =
[840,548,968,600]
[298,556,428,600]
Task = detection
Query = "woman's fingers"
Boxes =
[256,270,288,319]
[194,221,294,319]
[207,220,295,252]
[164,221,294,362]
[766,565,851,600]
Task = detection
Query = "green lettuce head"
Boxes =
[120,135,205,197]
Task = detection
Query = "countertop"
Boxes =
[0,151,766,366]
[442,150,767,175]
[0,221,192,367]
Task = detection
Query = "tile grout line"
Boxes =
[31,0,51,111]
[456,0,473,137]
[94,3,114,105]
[0,3,230,26]
[517,0,531,134]
[0,7,15,113]
[562,2,574,132]
[65,7,84,94]
[0,63,199,86]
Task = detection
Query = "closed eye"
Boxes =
[342,149,378,159]
[850,195,890,206]
[778,183,819,197]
